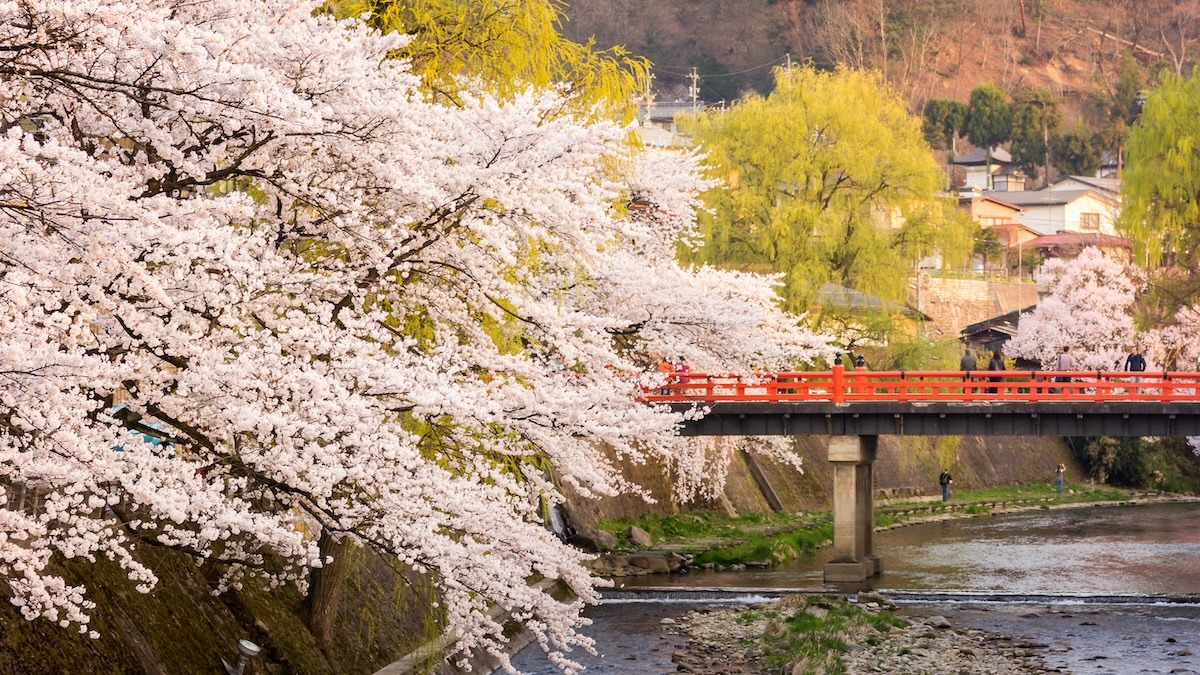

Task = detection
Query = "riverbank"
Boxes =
[587,486,1199,576]
[657,493,1200,674]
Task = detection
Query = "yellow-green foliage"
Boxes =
[677,65,968,314]
[332,0,647,120]
[896,435,961,481]
[1120,68,1200,272]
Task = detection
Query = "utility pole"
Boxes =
[642,69,655,122]
[689,67,700,112]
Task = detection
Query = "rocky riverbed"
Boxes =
[665,594,1056,674]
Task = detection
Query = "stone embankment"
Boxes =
[666,595,1056,674]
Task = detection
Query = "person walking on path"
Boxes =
[939,469,953,501]
[1055,463,1066,496]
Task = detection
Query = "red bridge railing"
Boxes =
[639,365,1200,404]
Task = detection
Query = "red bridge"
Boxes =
[641,364,1200,583]
[642,365,1200,405]
[640,364,1200,437]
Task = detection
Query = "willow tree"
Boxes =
[1120,68,1200,325]
[677,65,969,315]
[334,0,647,119]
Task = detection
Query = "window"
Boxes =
[1079,213,1101,232]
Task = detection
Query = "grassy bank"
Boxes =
[598,483,1145,567]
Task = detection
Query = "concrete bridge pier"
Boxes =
[824,435,881,582]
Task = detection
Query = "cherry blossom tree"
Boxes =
[0,0,833,670]
[1006,247,1138,371]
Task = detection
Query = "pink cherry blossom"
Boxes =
[0,0,832,668]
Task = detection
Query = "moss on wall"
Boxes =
[0,542,438,675]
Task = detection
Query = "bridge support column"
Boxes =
[824,435,881,582]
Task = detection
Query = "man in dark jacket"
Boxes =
[939,469,953,501]
[1124,347,1147,372]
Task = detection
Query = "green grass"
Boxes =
[693,521,833,566]
[754,596,906,673]
[884,483,1131,509]
[597,483,1143,567]
[595,510,817,549]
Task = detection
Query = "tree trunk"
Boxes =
[307,530,351,653]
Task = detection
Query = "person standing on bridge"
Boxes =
[987,348,1006,394]
[1124,346,1147,373]
[960,347,977,394]
[1055,463,1066,496]
[1055,346,1075,381]
[1124,346,1147,396]
[939,469,953,501]
[959,347,976,371]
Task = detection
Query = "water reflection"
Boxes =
[622,502,1200,595]
[514,502,1200,673]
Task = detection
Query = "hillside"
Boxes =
[562,0,1200,122]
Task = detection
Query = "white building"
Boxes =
[983,188,1120,236]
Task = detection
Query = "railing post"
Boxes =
[833,363,845,404]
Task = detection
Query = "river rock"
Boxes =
[927,615,952,629]
[571,528,617,552]
[626,525,653,547]
[629,554,671,574]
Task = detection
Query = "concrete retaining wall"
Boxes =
[561,435,1079,531]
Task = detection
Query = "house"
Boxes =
[1096,151,1121,179]
[813,282,929,347]
[958,193,1024,228]
[991,166,1027,192]
[1043,175,1120,197]
[635,101,704,147]
[814,282,927,319]
[989,221,1042,249]
[1025,232,1134,263]
[959,306,1040,369]
[983,187,1120,236]
[952,146,1013,191]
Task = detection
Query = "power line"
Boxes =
[651,54,789,79]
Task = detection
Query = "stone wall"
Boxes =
[911,277,1039,339]
[561,435,1080,531]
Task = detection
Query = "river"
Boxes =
[510,501,1200,673]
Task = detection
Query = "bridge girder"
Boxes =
[671,402,1200,437]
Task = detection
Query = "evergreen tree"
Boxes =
[1051,126,1103,177]
[1010,88,1061,180]
[963,83,1012,180]
[922,98,968,152]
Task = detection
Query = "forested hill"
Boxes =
[562,0,1200,117]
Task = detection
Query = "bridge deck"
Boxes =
[643,368,1200,437]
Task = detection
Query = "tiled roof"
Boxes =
[982,188,1116,207]
[1026,233,1133,248]
[952,146,1013,165]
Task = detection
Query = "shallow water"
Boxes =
[511,502,1200,673]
